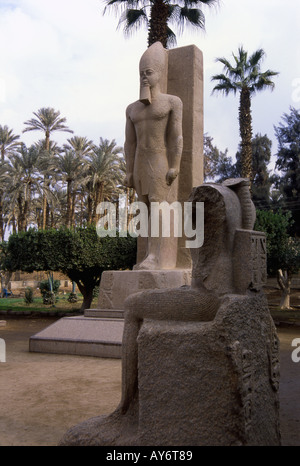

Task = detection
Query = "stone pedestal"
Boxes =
[86,269,191,317]
[137,293,280,446]
[59,293,281,446]
[29,269,192,358]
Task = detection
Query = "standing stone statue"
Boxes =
[124,42,183,270]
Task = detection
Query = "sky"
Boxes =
[1,0,300,172]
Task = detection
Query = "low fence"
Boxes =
[8,280,74,291]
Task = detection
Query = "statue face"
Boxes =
[139,67,161,89]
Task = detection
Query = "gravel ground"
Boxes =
[0,317,299,446]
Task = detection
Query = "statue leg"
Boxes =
[135,187,178,270]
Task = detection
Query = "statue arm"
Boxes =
[166,97,183,186]
[124,107,136,188]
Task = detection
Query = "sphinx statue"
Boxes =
[59,178,281,446]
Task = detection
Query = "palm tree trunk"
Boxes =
[23,199,29,231]
[42,175,49,230]
[277,269,291,310]
[239,88,253,181]
[92,181,104,223]
[148,0,169,48]
[0,190,4,241]
[71,191,76,227]
[66,179,72,228]
[24,182,32,231]
[17,194,25,232]
[42,131,51,230]
[11,210,17,234]
[87,194,93,224]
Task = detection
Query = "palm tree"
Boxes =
[0,161,12,240]
[0,125,21,162]
[34,139,61,229]
[103,0,217,48]
[23,108,73,151]
[84,138,123,224]
[0,125,20,239]
[63,136,93,157]
[23,108,73,229]
[63,136,93,226]
[8,144,42,232]
[211,47,279,181]
[55,150,84,228]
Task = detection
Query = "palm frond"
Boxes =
[212,83,238,96]
[178,7,205,31]
[248,48,265,68]
[119,8,148,33]
[211,74,238,95]
[166,25,177,47]
[104,0,144,16]
[250,71,278,94]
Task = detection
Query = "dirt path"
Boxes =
[0,318,299,446]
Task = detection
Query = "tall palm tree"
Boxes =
[0,160,13,240]
[0,126,20,239]
[0,125,21,162]
[23,108,73,151]
[84,138,123,224]
[55,150,84,228]
[23,108,73,229]
[34,139,61,229]
[211,47,279,181]
[63,136,93,226]
[103,0,217,48]
[8,144,42,232]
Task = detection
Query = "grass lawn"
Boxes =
[1,289,299,323]
[0,293,98,316]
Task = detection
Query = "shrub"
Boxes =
[39,278,60,305]
[24,287,34,305]
[67,292,78,303]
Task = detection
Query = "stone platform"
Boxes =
[29,315,124,358]
[96,269,192,312]
[29,269,191,358]
[60,293,281,446]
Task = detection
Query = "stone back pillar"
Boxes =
[169,45,203,268]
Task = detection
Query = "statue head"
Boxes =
[139,42,167,104]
